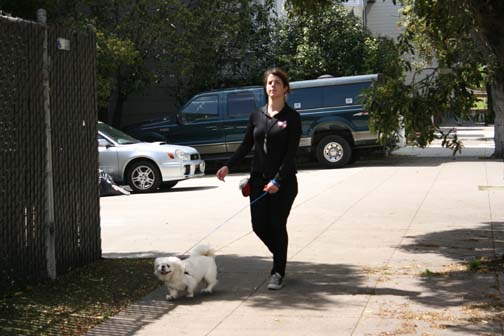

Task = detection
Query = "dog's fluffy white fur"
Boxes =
[154,244,218,300]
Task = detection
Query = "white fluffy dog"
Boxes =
[154,244,218,300]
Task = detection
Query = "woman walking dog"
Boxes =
[216,67,301,290]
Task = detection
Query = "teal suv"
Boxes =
[124,74,381,168]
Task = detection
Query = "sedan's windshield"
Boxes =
[98,122,140,145]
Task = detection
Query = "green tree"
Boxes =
[0,0,182,126]
[0,0,277,126]
[274,1,404,149]
[273,3,403,82]
[286,0,504,158]
[399,0,503,157]
[79,0,185,126]
[94,29,142,123]
[273,4,370,80]
[168,0,276,105]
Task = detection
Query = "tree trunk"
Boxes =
[110,74,124,128]
[485,83,494,125]
[99,85,118,126]
[112,91,125,128]
[491,79,504,158]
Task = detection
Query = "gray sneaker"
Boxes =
[267,272,284,290]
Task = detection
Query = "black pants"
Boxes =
[249,174,298,277]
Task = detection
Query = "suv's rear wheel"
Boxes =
[316,135,352,168]
[126,161,161,193]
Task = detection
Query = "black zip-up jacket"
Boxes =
[226,104,302,183]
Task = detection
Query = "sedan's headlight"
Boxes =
[175,149,189,161]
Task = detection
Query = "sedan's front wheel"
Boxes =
[126,161,161,193]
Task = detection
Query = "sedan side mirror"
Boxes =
[98,138,110,147]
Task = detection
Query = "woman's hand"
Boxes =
[216,166,229,181]
[263,181,279,194]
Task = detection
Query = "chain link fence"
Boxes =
[0,14,101,290]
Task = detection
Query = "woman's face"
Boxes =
[265,74,287,100]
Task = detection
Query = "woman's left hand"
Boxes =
[263,181,279,194]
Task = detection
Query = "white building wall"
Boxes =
[256,0,286,16]
[341,0,366,23]
[365,0,403,40]
[274,0,286,16]
[365,1,435,86]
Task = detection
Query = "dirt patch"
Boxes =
[0,258,159,336]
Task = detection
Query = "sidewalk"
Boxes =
[393,125,495,157]
[88,127,503,336]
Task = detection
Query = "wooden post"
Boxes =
[37,8,56,280]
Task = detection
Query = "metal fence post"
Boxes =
[37,8,56,280]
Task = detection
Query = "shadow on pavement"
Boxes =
[158,185,218,193]
[92,220,504,335]
[402,222,504,264]
[398,222,504,335]
[88,253,419,336]
[215,255,420,310]
[352,155,497,168]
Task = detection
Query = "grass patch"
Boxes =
[468,259,482,271]
[473,97,487,110]
[420,268,443,277]
[466,256,504,273]
[0,258,159,336]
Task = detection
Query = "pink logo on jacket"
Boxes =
[277,121,287,129]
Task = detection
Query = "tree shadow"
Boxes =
[294,154,496,172]
[87,253,419,335]
[213,255,419,310]
[91,220,504,336]
[401,222,504,266]
[354,154,496,168]
[397,222,504,335]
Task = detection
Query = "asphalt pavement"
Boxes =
[88,125,504,336]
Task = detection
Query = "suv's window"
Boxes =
[228,92,256,118]
[181,95,219,122]
[287,87,322,110]
[323,83,368,106]
[289,83,370,110]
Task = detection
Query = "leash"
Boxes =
[180,191,268,256]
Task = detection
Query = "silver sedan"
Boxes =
[98,122,205,193]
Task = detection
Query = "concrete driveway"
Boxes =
[91,127,504,336]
